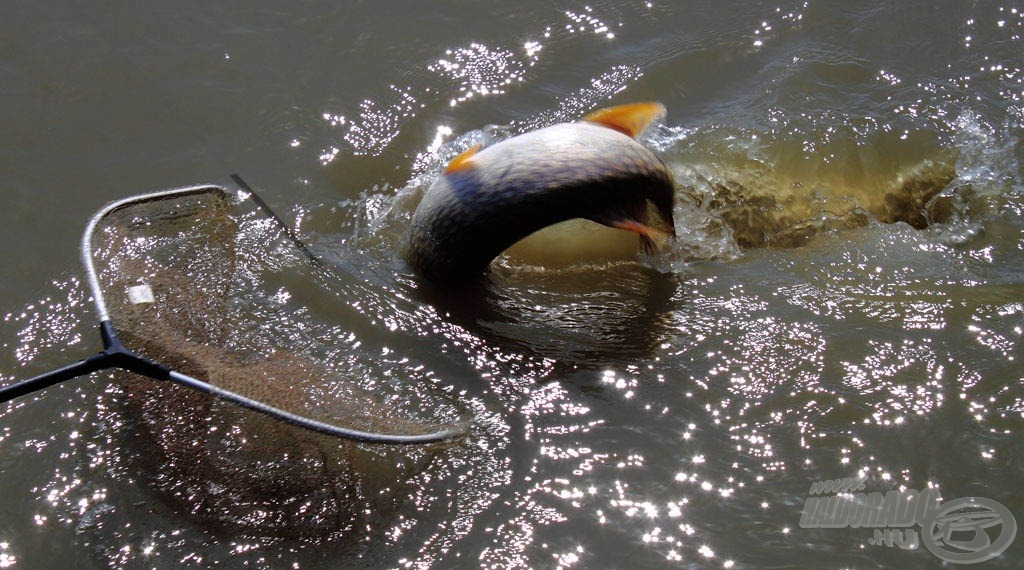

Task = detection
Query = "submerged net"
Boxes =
[86,186,454,537]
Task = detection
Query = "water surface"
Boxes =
[1,1,1022,568]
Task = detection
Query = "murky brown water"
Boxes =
[2,1,1023,568]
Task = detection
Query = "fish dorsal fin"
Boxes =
[444,144,481,174]
[581,102,666,138]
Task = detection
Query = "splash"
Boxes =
[642,121,959,254]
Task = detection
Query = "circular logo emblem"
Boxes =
[921,497,1017,564]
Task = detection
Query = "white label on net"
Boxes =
[127,284,156,305]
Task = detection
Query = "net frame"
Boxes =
[2,180,465,445]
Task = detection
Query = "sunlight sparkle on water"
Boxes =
[0,542,14,569]
[430,43,536,106]
[565,7,617,39]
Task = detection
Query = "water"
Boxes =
[2,0,1023,567]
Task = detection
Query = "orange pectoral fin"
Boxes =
[444,144,481,174]
[581,102,666,138]
[608,218,674,254]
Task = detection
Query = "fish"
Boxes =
[400,102,677,283]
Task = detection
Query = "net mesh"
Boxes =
[87,187,448,538]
